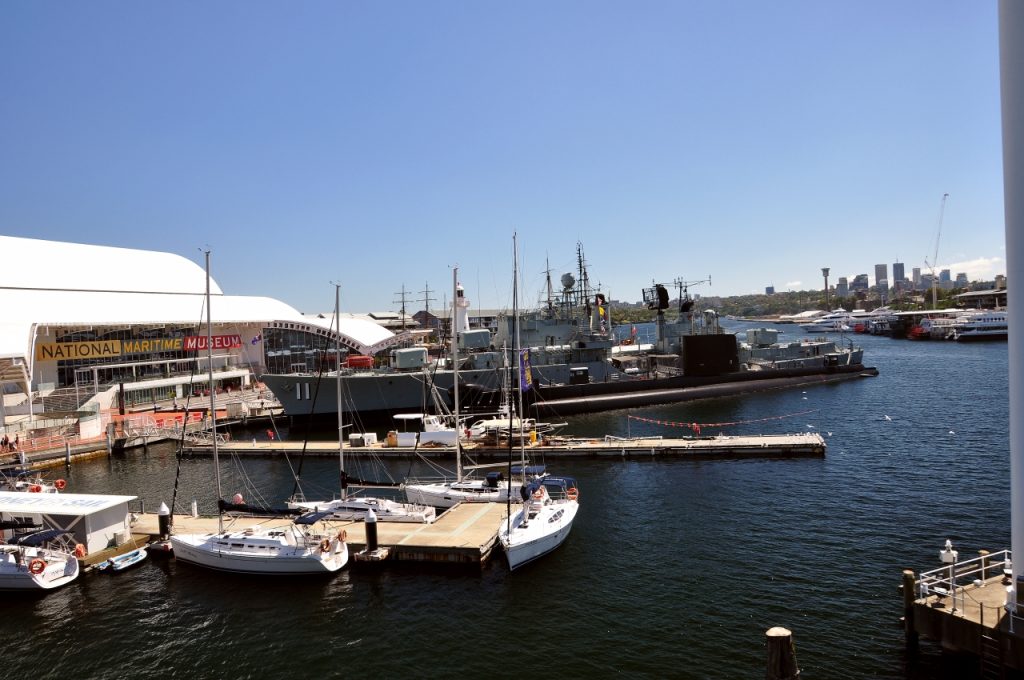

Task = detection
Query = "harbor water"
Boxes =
[4,323,1009,679]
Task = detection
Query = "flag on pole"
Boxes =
[519,349,533,392]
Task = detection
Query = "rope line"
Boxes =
[628,409,819,435]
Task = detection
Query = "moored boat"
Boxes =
[261,255,875,422]
[96,546,148,573]
[499,476,579,571]
[0,528,81,591]
[948,310,1008,341]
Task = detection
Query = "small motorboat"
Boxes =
[96,547,148,573]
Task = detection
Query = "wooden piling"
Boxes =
[902,569,919,649]
[765,627,799,680]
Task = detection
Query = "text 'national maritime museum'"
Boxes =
[0,236,403,437]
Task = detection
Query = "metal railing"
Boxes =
[917,548,1012,614]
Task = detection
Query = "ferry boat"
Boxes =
[948,310,1008,342]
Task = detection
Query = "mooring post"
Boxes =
[765,626,799,680]
[902,569,919,650]
[979,549,990,582]
[65,441,71,465]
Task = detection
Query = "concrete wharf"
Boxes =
[901,548,1024,674]
[180,432,826,460]
[121,502,507,567]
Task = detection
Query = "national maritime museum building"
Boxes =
[0,235,401,430]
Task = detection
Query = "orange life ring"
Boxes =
[28,558,46,574]
[319,539,331,553]
[28,484,42,493]
[74,544,87,558]
[566,487,579,501]
[532,488,544,500]
[54,479,67,490]
[337,530,347,542]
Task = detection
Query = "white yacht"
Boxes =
[0,528,81,591]
[949,310,1008,341]
[287,493,435,523]
[798,309,854,333]
[170,511,349,575]
[499,476,579,571]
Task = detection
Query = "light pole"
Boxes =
[821,268,830,311]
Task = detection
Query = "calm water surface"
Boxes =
[4,323,1009,679]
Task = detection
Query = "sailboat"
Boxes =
[170,251,349,575]
[499,234,580,570]
[403,268,547,509]
[286,284,435,524]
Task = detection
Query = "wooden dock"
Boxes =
[180,432,826,460]
[129,502,508,566]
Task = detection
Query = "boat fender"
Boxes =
[74,544,87,558]
[29,484,42,493]
[28,558,46,574]
[54,479,67,490]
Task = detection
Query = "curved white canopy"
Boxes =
[0,236,397,379]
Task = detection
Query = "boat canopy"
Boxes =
[519,480,544,501]
[542,476,578,490]
[511,464,546,476]
[294,510,335,525]
[9,528,70,546]
[218,499,302,516]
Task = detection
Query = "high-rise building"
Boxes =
[765,285,775,295]
[851,274,870,292]
[874,264,888,289]
[836,277,849,298]
[955,273,968,288]
[892,262,905,284]
[912,267,922,288]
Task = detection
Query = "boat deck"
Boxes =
[131,501,508,566]
[181,432,826,460]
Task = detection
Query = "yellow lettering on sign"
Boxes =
[36,340,122,361]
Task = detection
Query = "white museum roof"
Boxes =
[0,236,396,359]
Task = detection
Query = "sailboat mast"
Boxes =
[335,283,345,500]
[514,234,526,470]
[205,250,222,533]
[452,267,461,483]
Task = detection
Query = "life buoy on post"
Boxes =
[566,487,579,501]
[74,544,87,558]
[28,558,46,574]
[54,479,67,490]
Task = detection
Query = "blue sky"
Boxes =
[0,2,1004,314]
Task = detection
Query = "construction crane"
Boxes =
[924,193,949,310]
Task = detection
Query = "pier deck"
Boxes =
[180,432,826,460]
[130,502,508,566]
[903,551,1024,673]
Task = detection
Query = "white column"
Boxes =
[1000,0,1024,590]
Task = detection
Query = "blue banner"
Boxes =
[519,349,533,392]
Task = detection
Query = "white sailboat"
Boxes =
[170,252,349,575]
[287,284,435,524]
[499,233,580,570]
[402,269,545,509]
[0,527,81,591]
